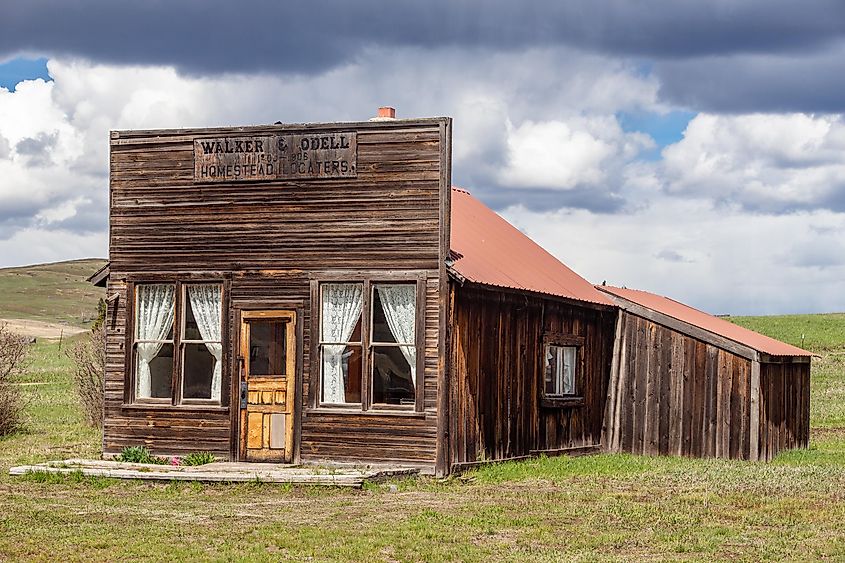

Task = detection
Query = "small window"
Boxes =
[544,345,577,396]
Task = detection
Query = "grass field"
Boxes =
[0,259,106,328]
[0,313,843,560]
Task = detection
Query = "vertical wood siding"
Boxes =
[104,119,449,468]
[604,311,809,461]
[447,283,616,466]
[758,362,811,461]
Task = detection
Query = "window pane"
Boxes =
[562,346,576,395]
[320,283,363,343]
[184,284,222,342]
[184,294,203,341]
[249,320,286,376]
[544,346,560,395]
[137,343,173,399]
[136,284,175,340]
[544,345,576,396]
[183,343,217,399]
[321,344,362,403]
[372,284,415,344]
[372,345,415,405]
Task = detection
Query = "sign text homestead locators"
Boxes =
[194,132,357,182]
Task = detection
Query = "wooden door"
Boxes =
[239,310,296,462]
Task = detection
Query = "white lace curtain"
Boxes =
[548,346,576,395]
[187,285,223,401]
[562,346,576,394]
[321,283,363,403]
[136,284,175,398]
[376,284,417,385]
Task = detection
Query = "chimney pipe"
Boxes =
[370,106,396,121]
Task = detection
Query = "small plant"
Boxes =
[181,451,217,466]
[115,445,169,465]
[0,323,31,436]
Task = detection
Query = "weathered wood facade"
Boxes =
[100,114,811,476]
[601,288,811,461]
[446,284,616,470]
[103,117,453,473]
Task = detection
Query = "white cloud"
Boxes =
[662,113,845,210]
[502,199,845,315]
[0,227,106,267]
[498,117,654,190]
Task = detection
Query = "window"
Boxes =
[318,280,419,410]
[132,282,223,404]
[544,345,577,396]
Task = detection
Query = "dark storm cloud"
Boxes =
[655,45,845,113]
[2,0,844,75]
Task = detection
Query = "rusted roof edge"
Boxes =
[597,286,812,359]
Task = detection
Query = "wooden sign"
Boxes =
[194,132,357,182]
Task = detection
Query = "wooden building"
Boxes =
[598,286,812,461]
[446,189,618,469]
[93,110,810,475]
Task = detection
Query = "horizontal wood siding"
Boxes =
[448,283,616,466]
[605,311,756,460]
[758,362,810,461]
[104,119,448,466]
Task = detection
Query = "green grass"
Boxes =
[730,312,845,352]
[0,258,106,328]
[0,314,843,561]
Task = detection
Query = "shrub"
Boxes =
[66,326,105,428]
[0,323,30,436]
[115,445,169,465]
[182,451,217,466]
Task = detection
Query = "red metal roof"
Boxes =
[449,188,614,306]
[598,285,812,357]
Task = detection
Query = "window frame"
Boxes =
[541,332,585,409]
[311,272,425,413]
[179,282,225,405]
[125,277,228,409]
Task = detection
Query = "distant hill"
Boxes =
[0,258,107,330]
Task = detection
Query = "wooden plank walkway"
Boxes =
[9,459,419,488]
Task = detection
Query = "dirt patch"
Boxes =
[0,318,87,340]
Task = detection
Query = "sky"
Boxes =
[1,1,845,315]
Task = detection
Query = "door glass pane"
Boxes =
[371,345,415,405]
[249,320,286,376]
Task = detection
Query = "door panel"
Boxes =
[239,310,296,462]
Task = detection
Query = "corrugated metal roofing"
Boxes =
[449,188,614,307]
[598,285,812,357]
